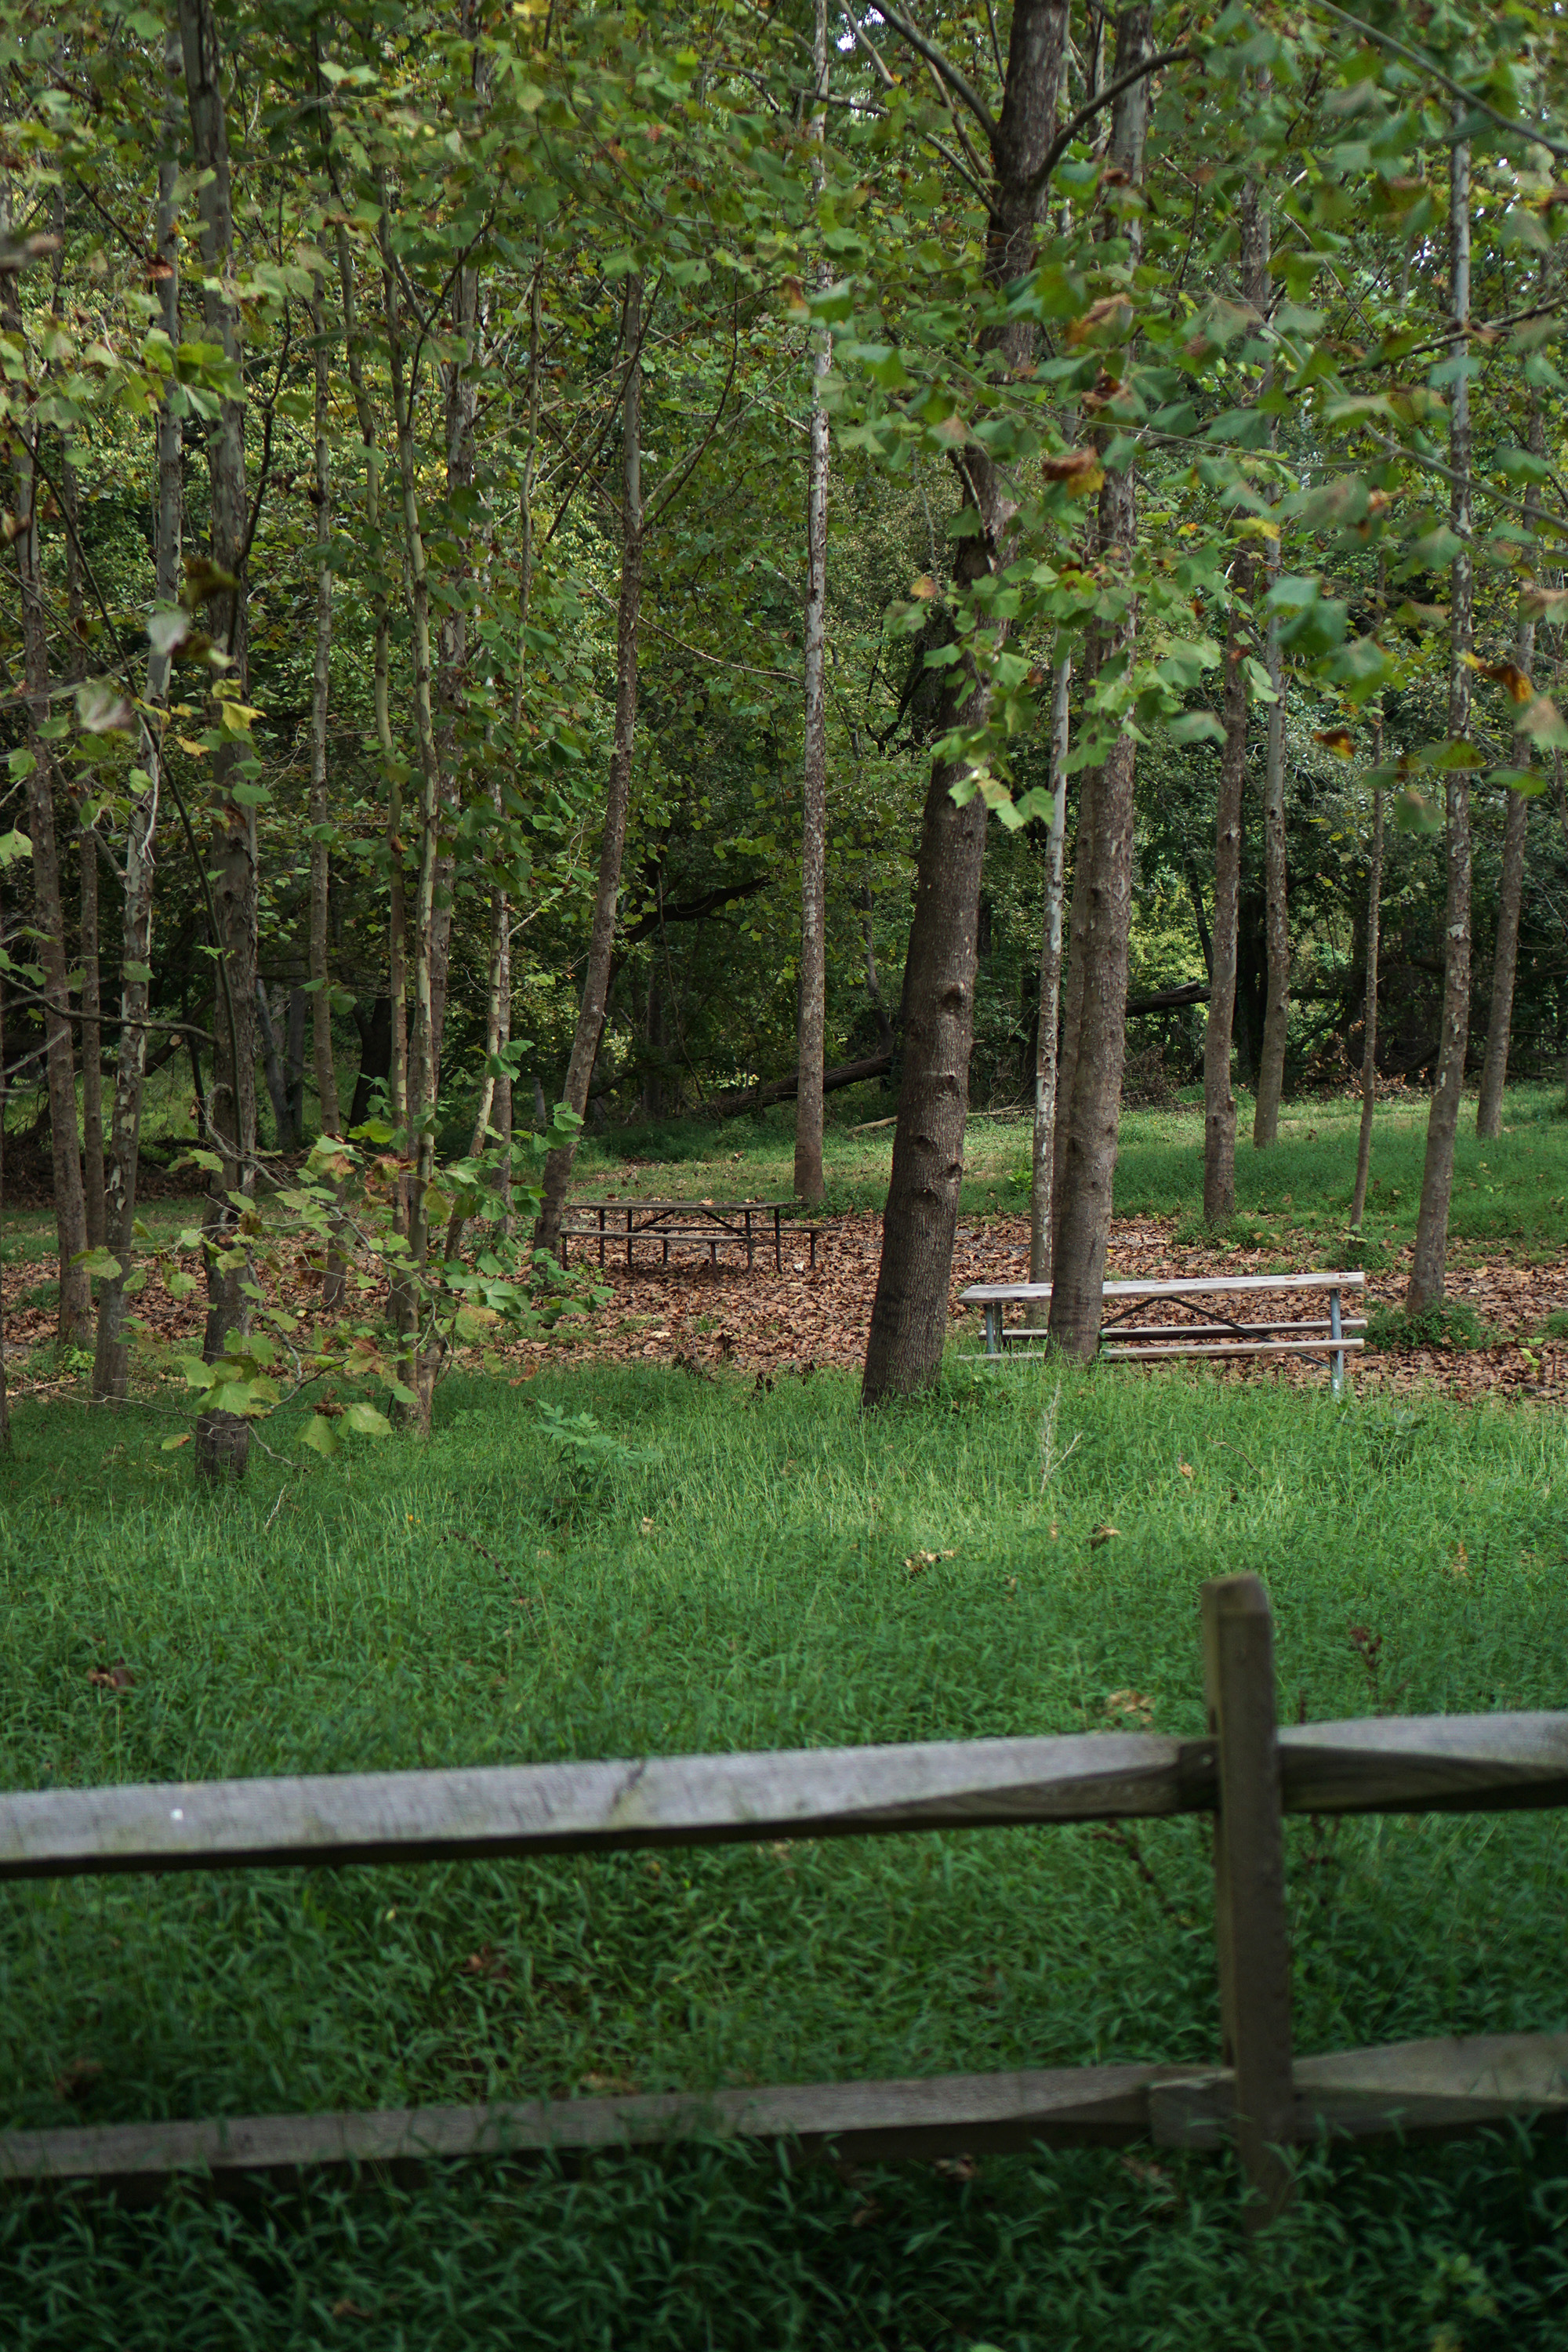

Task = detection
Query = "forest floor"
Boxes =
[3,1084,1567,1411]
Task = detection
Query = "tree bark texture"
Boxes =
[180,0,257,1479]
[1027,648,1071,1308]
[78,800,106,1249]
[1203,586,1249,1226]
[64,447,106,1250]
[536,276,644,1258]
[308,282,341,1144]
[1047,4,1152,1363]
[93,24,182,1404]
[793,0,831,1209]
[1349,768,1384,1231]
[256,981,293,1150]
[384,220,445,1424]
[334,226,405,1145]
[430,241,477,1091]
[1242,97,1288,1149]
[1475,419,1542,1142]
[861,0,1069,1404]
[3,280,90,1346]
[1408,136,1473,1316]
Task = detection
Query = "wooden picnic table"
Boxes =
[561,1199,818,1274]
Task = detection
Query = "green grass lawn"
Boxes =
[5,1360,1568,2346]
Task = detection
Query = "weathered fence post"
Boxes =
[1201,1572,1295,2225]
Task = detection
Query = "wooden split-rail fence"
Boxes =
[3,1575,1568,2218]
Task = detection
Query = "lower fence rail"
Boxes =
[4,1577,1566,2221]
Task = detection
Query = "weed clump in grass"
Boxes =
[1364,1301,1494,1352]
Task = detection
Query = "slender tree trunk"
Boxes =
[1047,5,1152,1362]
[1253,608,1288,1142]
[1051,639,1098,1228]
[180,0,256,1479]
[1027,648,1071,1308]
[383,213,445,1425]
[1205,151,1270,1212]
[1203,590,1249,1225]
[1476,417,1543,1141]
[793,0,831,1208]
[1408,132,1473,1315]
[256,980,293,1149]
[536,276,645,1258]
[93,27,182,1404]
[1349,741,1385,1229]
[78,813,105,1248]
[429,255,477,1094]
[4,289,90,1347]
[1247,103,1289,1148]
[861,0,1069,1403]
[0,909,9,1448]
[62,448,106,1250]
[335,227,405,1149]
[308,284,341,1145]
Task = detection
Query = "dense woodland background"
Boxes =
[2,0,1566,1444]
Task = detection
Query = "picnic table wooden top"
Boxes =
[564,1199,807,1218]
[959,1271,1367,1305]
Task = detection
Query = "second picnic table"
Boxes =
[560,1199,819,1273]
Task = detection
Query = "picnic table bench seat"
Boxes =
[958,1271,1367,1392]
[560,1199,819,1273]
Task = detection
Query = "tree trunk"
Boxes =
[535,275,645,1258]
[1475,414,1542,1142]
[78,807,106,1248]
[383,209,446,1426]
[180,0,256,1480]
[308,282,341,1145]
[1408,133,1473,1316]
[861,0,1069,1405]
[429,248,477,1097]
[0,910,9,1449]
[255,981,293,1149]
[1047,5,1153,1363]
[1246,107,1289,1149]
[4,281,90,1347]
[335,227,405,1149]
[1203,597,1248,1225]
[793,0,831,1209]
[64,448,106,1252]
[1027,648,1071,1309]
[1349,760,1384,1231]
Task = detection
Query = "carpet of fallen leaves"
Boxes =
[7,1204,1567,1408]
[520,1210,1568,1406]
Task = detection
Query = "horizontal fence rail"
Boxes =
[5,1577,1567,2219]
[6,1714,1568,1884]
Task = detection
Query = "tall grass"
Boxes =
[5,1363,1568,2344]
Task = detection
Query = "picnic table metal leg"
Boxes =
[597,1207,605,1269]
[809,1228,816,1270]
[774,1206,781,1272]
[1330,1289,1344,1396]
[984,1305,1002,1359]
[746,1207,754,1270]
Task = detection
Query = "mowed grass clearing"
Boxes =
[5,1359,1568,2347]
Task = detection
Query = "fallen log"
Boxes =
[712,1050,892,1119]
